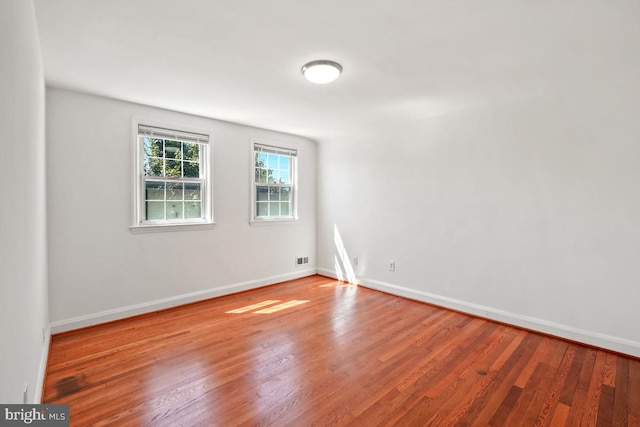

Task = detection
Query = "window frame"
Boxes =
[131,119,214,233]
[250,139,298,225]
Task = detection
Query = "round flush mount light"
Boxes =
[301,60,343,84]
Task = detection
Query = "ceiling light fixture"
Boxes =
[301,60,343,84]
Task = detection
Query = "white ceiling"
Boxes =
[33,0,636,142]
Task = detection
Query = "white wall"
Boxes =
[318,8,640,356]
[47,89,316,330]
[0,0,49,404]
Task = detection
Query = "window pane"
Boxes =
[139,127,210,225]
[266,168,276,183]
[183,161,199,178]
[256,201,268,216]
[142,137,151,156]
[257,186,268,201]
[185,201,201,219]
[184,183,201,200]
[165,140,181,159]
[183,143,199,161]
[166,182,183,200]
[257,167,272,183]
[165,160,181,177]
[281,187,291,201]
[146,201,164,220]
[166,201,183,220]
[269,186,280,201]
[252,146,295,221]
[278,169,290,184]
[280,156,291,183]
[145,157,164,177]
[256,152,267,167]
[269,202,280,216]
[278,156,290,170]
[267,154,278,169]
[145,181,164,200]
[144,138,163,158]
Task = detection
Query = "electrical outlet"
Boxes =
[353,256,358,266]
[23,384,28,404]
[388,260,395,271]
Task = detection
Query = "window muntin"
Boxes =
[136,124,210,226]
[253,143,296,220]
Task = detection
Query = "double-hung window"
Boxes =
[133,123,212,230]
[252,142,297,221]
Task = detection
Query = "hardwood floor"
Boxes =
[43,275,640,426]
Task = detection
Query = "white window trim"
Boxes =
[249,138,299,226]
[130,118,215,233]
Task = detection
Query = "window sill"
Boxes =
[249,218,299,227]
[130,222,216,234]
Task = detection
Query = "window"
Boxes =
[252,142,297,221]
[133,123,212,230]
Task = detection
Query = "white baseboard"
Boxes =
[316,268,343,281]
[50,269,316,334]
[35,325,50,403]
[317,268,640,358]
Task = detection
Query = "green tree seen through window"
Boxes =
[145,138,200,178]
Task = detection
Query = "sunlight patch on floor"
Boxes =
[253,300,310,314]
[226,300,309,314]
[319,282,358,289]
[226,300,281,313]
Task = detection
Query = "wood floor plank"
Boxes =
[422,323,503,399]
[566,347,599,426]
[504,361,555,426]
[490,328,527,372]
[612,356,629,427]
[559,345,588,405]
[583,351,611,425]
[502,338,568,426]
[534,344,577,426]
[628,359,640,423]
[407,326,517,424]
[550,402,570,426]
[513,336,553,388]
[488,385,522,426]
[596,384,615,427]
[42,275,640,426]
[463,332,543,426]
[357,316,492,422]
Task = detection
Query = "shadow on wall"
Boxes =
[334,224,357,284]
